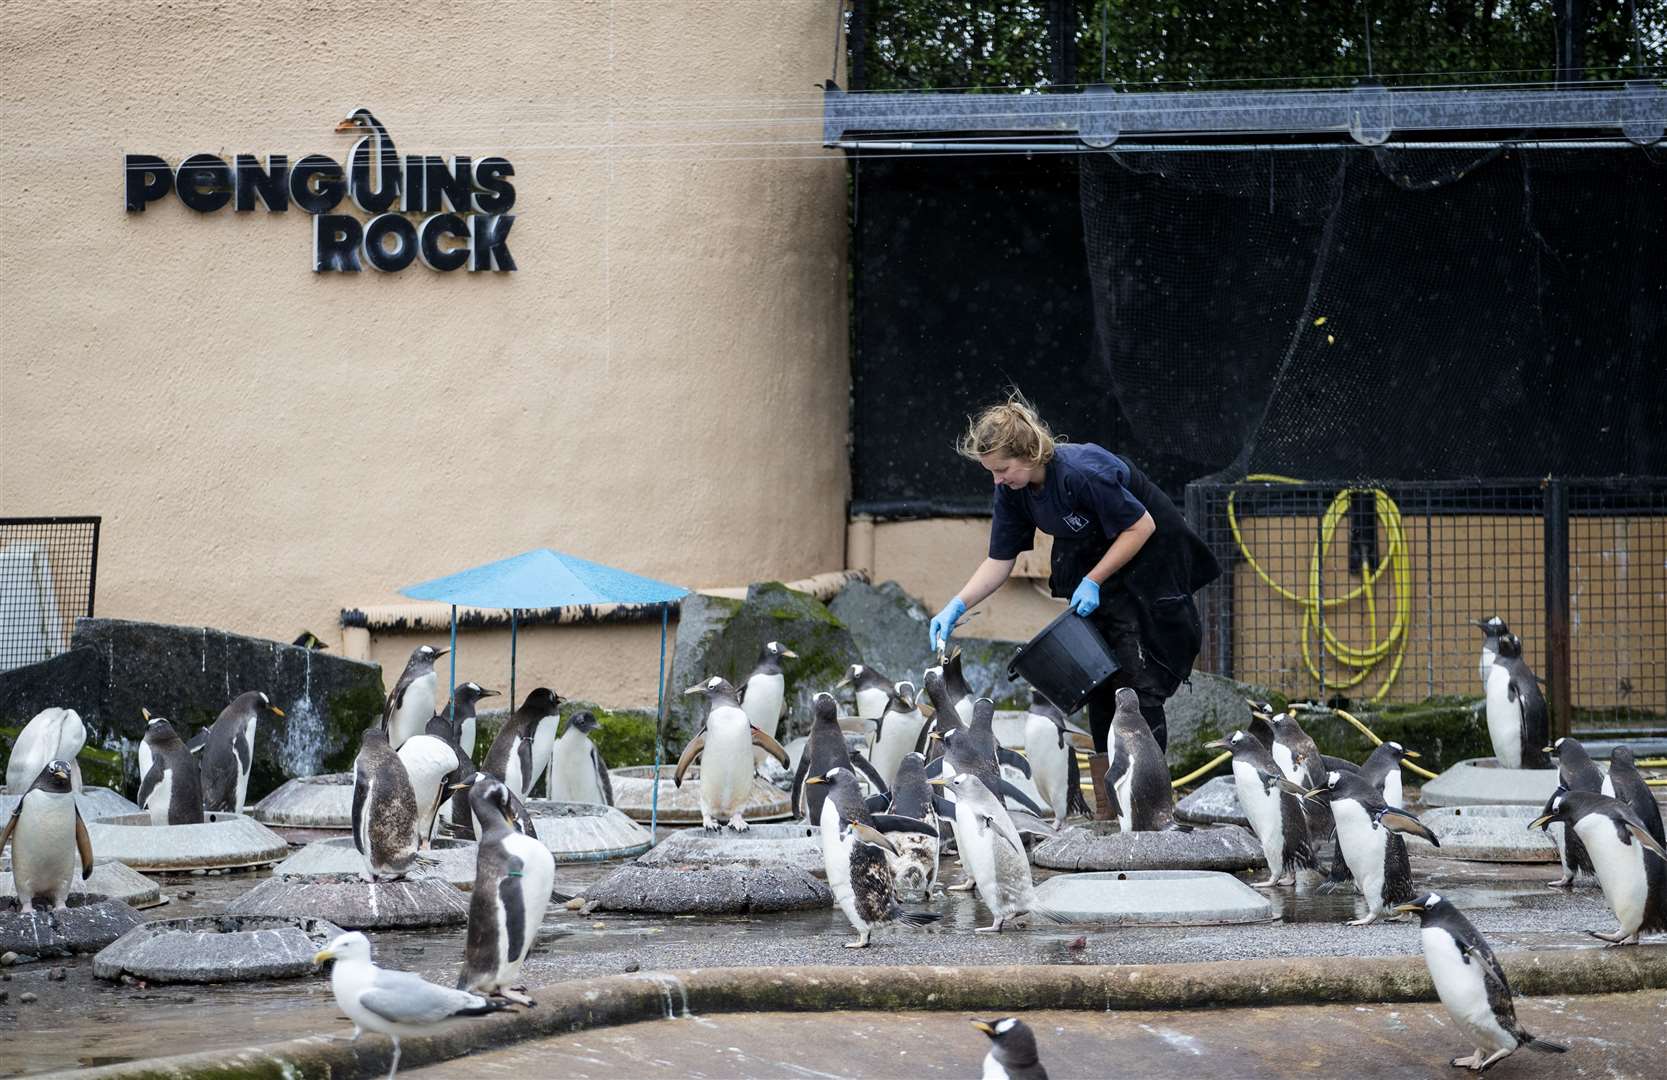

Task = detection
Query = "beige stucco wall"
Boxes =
[1,1,849,704]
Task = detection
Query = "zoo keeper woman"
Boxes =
[928,393,1220,819]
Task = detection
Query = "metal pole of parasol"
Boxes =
[448,604,458,727]
[510,608,518,713]
[650,602,667,844]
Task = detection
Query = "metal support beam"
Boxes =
[1543,479,1573,741]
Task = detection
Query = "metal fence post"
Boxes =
[1543,478,1573,740]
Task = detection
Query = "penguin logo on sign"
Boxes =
[1063,513,1090,532]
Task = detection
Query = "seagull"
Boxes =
[314,931,511,1079]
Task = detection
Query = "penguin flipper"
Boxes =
[995,746,1031,778]
[185,729,209,754]
[932,794,957,818]
[863,792,891,814]
[500,854,528,963]
[996,778,1047,818]
[1377,806,1439,846]
[0,804,20,854]
[74,807,95,878]
[137,761,161,809]
[673,732,706,789]
[750,726,792,767]
[790,746,810,818]
[871,813,938,840]
[1006,809,1058,838]
[592,746,614,807]
[979,813,1024,856]
[350,767,370,856]
[1623,819,1667,860]
[849,751,889,795]
[1066,751,1093,818]
[922,755,945,779]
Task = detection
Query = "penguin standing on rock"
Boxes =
[458,776,556,1005]
[352,728,423,881]
[201,691,284,814]
[484,688,563,798]
[1207,731,1314,888]
[972,1018,1049,1080]
[1470,616,1509,688]
[382,645,446,751]
[1023,689,1089,829]
[1607,747,1665,848]
[546,711,613,806]
[1359,741,1419,808]
[1,760,93,912]
[930,771,1068,932]
[1483,634,1550,769]
[1105,687,1179,832]
[1394,892,1566,1072]
[739,641,797,744]
[1531,791,1667,945]
[137,714,204,826]
[1306,770,1437,925]
[805,766,940,947]
[1543,736,1606,888]
[677,676,791,831]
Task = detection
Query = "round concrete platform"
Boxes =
[586,861,831,915]
[524,800,654,862]
[1031,869,1273,926]
[1031,822,1266,872]
[1174,776,1249,827]
[93,914,346,983]
[248,772,353,829]
[274,837,479,888]
[1418,758,1562,808]
[1,856,163,909]
[86,812,291,872]
[227,874,470,929]
[609,766,791,826]
[636,822,823,875]
[1403,804,1559,862]
[0,786,141,824]
[0,893,146,956]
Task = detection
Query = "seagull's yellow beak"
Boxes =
[313,947,334,965]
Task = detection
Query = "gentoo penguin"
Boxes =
[444,680,498,761]
[677,676,790,831]
[382,645,446,751]
[315,930,508,1080]
[972,1018,1049,1080]
[928,698,1047,817]
[868,680,929,790]
[1105,687,1178,832]
[739,640,797,742]
[137,714,204,826]
[930,771,1067,932]
[546,711,613,805]
[805,767,939,947]
[458,776,555,1005]
[437,682,497,831]
[1543,736,1606,888]
[871,751,941,899]
[1359,740,1419,808]
[791,693,860,825]
[1244,699,1278,752]
[351,727,423,880]
[483,687,563,798]
[0,760,93,912]
[201,690,284,814]
[838,663,897,723]
[6,707,85,793]
[1530,791,1667,945]
[1470,615,1509,688]
[924,648,977,727]
[1484,633,1550,769]
[397,725,463,849]
[1207,731,1314,887]
[1607,746,1665,848]
[1023,689,1089,829]
[1306,770,1437,925]
[451,771,539,843]
[1394,892,1566,1071]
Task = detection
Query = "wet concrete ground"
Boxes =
[403,992,1667,1079]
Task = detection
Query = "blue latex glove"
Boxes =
[930,597,967,651]
[1070,578,1101,617]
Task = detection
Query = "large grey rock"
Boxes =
[1162,670,1271,766]
[1175,776,1249,827]
[86,812,290,873]
[227,875,469,929]
[1419,758,1563,808]
[523,800,653,862]
[1404,804,1559,862]
[93,915,345,983]
[1031,823,1266,872]
[827,579,936,683]
[1,856,162,909]
[249,772,354,829]
[609,765,791,826]
[1032,869,1273,926]
[637,823,823,875]
[586,862,831,915]
[0,894,145,956]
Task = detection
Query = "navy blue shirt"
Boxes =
[988,443,1148,560]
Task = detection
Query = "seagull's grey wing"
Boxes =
[360,968,488,1025]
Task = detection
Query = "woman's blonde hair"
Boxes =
[956,390,1059,466]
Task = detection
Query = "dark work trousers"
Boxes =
[1085,589,1173,753]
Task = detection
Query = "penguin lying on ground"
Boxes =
[382,645,446,751]
[1484,633,1551,769]
[352,728,424,881]
[1023,689,1090,830]
[677,676,791,831]
[1543,735,1606,888]
[1395,892,1565,1072]
[1105,687,1181,832]
[546,711,614,805]
[458,775,556,1005]
[1,760,93,912]
[1530,790,1667,946]
[1303,770,1438,925]
[6,707,85,794]
[137,713,204,826]
[201,690,284,814]
[972,1017,1049,1080]
[806,767,940,947]
[1207,731,1315,888]
[930,771,1069,932]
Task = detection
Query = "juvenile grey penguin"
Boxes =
[1105,687,1179,832]
[6,707,85,793]
[1394,892,1566,1071]
[867,680,928,790]
[351,727,422,881]
[739,640,797,744]
[1359,740,1420,808]
[137,713,204,826]
[1483,633,1550,769]
[382,644,446,751]
[201,690,284,814]
[1543,735,1605,888]
[792,693,861,825]
[546,710,613,805]
[972,1017,1049,1080]
[870,751,941,899]
[1607,746,1665,848]
[1022,689,1090,829]
[1470,615,1509,687]
[805,766,939,947]
[483,687,563,797]
[1306,769,1437,925]
[838,663,897,723]
[458,776,555,1005]
[676,676,791,831]
[1530,790,1667,945]
[0,760,93,912]
[931,770,1068,932]
[397,725,463,849]
[1207,730,1314,887]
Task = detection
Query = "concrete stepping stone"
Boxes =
[637,822,823,875]
[1031,823,1266,872]
[1403,804,1559,862]
[1,856,162,909]
[93,914,345,983]
[523,800,653,862]
[1031,869,1273,926]
[86,812,290,873]
[275,838,479,889]
[0,894,145,956]
[1418,758,1562,808]
[609,766,791,826]
[249,772,354,829]
[227,874,469,929]
[586,861,831,915]
[0,786,139,822]
[1175,776,1249,827]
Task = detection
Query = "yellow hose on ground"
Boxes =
[1170,750,1233,789]
[1228,474,1411,704]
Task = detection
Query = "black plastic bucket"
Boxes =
[1006,609,1121,714]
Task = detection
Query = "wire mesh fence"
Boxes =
[1183,479,1667,736]
[0,517,100,673]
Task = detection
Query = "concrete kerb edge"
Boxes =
[43,946,1667,1080]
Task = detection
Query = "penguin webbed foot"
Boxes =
[1345,912,1379,927]
[497,987,536,1006]
[974,916,1006,933]
[1450,1051,1482,1070]
[726,814,750,833]
[844,929,872,949]
[947,878,976,892]
[1546,875,1574,889]
[1589,928,1636,946]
